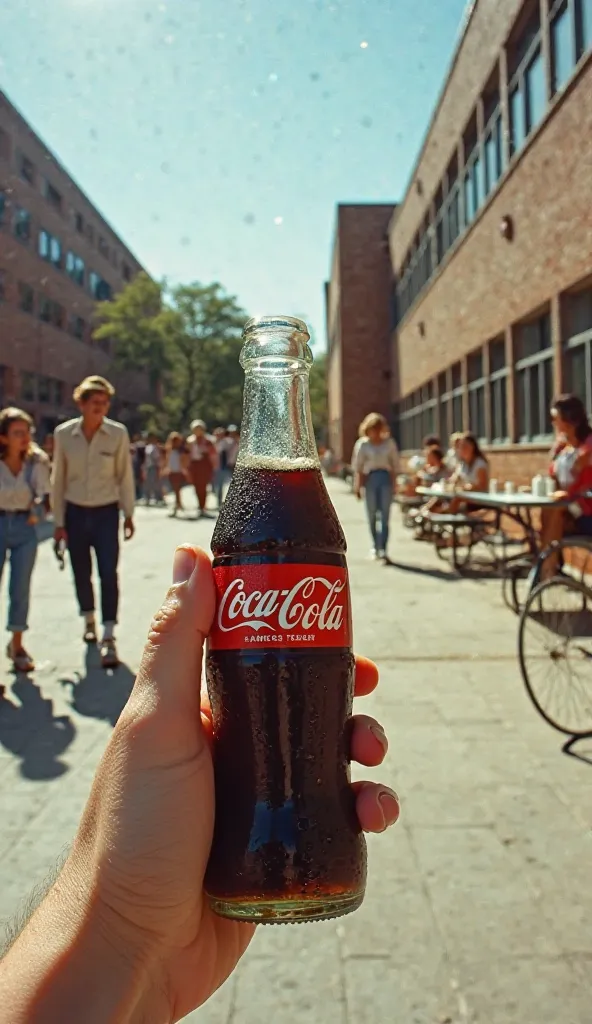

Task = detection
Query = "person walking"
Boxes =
[164,432,188,516]
[143,434,164,505]
[51,376,135,669]
[212,427,232,509]
[0,407,49,674]
[353,412,399,562]
[186,419,216,517]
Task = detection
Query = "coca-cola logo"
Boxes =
[209,564,351,650]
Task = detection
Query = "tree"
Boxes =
[308,351,328,442]
[93,276,249,433]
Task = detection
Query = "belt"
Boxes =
[0,509,30,516]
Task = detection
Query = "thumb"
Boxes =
[134,545,216,718]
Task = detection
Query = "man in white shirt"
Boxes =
[51,376,135,668]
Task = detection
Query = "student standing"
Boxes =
[354,413,399,562]
[186,419,216,517]
[51,376,135,669]
[0,407,49,674]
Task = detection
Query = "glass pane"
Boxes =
[490,338,506,372]
[452,394,463,432]
[438,398,448,441]
[491,376,508,441]
[451,363,462,389]
[566,344,587,404]
[468,351,483,381]
[525,49,546,134]
[473,154,484,211]
[510,85,526,155]
[566,287,592,336]
[552,4,575,91]
[542,358,554,434]
[581,0,592,54]
[517,369,528,438]
[463,171,474,225]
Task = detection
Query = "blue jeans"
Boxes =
[213,467,231,507]
[0,513,38,632]
[364,470,393,553]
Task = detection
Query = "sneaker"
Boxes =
[369,548,378,560]
[100,638,119,669]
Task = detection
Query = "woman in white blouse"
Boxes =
[353,412,399,561]
[0,407,49,673]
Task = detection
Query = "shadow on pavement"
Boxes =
[384,559,459,582]
[562,733,592,766]
[0,676,76,780]
[60,647,135,728]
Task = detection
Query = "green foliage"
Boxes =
[309,351,328,442]
[92,276,248,433]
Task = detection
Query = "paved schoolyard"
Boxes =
[0,480,590,1022]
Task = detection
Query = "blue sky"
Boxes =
[0,0,467,347]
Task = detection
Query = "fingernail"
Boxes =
[378,787,400,828]
[369,722,388,754]
[172,546,196,585]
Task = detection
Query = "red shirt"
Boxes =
[565,434,592,516]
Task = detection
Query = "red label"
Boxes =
[208,563,352,650]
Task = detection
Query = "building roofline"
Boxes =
[395,0,478,215]
[0,87,146,272]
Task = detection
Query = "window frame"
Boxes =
[515,313,554,442]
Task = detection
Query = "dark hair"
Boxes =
[552,393,591,443]
[426,445,444,461]
[0,407,34,462]
[460,431,488,465]
[422,434,440,448]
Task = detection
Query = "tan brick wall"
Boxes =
[326,204,395,463]
[393,61,592,397]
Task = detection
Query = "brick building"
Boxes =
[390,0,592,482]
[327,0,592,481]
[0,88,152,437]
[325,203,397,463]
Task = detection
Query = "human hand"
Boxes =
[54,526,67,544]
[57,546,398,1023]
[354,488,362,500]
[123,516,135,540]
[553,489,568,500]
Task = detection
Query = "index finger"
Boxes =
[354,655,379,697]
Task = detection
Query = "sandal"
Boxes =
[100,638,119,669]
[83,624,98,644]
[6,643,35,673]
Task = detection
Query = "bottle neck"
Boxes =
[236,364,320,470]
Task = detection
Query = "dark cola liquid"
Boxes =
[205,465,367,922]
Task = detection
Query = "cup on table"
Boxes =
[504,481,516,495]
[489,479,499,494]
[545,476,556,497]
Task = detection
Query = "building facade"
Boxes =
[325,203,396,464]
[0,89,152,436]
[390,0,592,482]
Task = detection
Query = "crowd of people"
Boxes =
[349,393,592,568]
[130,422,240,517]
[0,374,242,683]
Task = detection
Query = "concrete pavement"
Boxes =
[0,480,591,1023]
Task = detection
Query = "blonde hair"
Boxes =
[0,406,36,462]
[73,375,115,403]
[359,412,388,438]
[449,432,464,446]
[166,431,183,449]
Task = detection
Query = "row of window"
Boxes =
[0,125,132,279]
[396,0,592,323]
[1,197,114,300]
[394,285,592,450]
[21,372,65,408]
[11,278,110,351]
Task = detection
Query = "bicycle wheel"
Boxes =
[518,576,592,736]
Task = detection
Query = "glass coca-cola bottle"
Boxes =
[205,315,366,923]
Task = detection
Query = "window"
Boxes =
[38,296,64,329]
[0,269,6,301]
[75,212,84,234]
[38,230,62,269]
[489,338,509,443]
[564,287,592,410]
[451,362,464,432]
[515,312,554,440]
[122,262,131,282]
[462,122,484,228]
[98,236,109,259]
[19,153,36,185]
[576,0,592,55]
[44,180,63,212]
[69,315,87,340]
[399,387,435,451]
[0,190,6,225]
[468,350,486,440]
[483,88,504,195]
[39,295,52,323]
[508,8,546,156]
[66,251,85,286]
[85,223,95,244]
[18,282,34,313]
[38,376,50,404]
[551,0,576,92]
[21,372,36,402]
[438,371,450,441]
[14,206,31,243]
[88,272,111,299]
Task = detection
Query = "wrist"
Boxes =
[0,860,152,1024]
